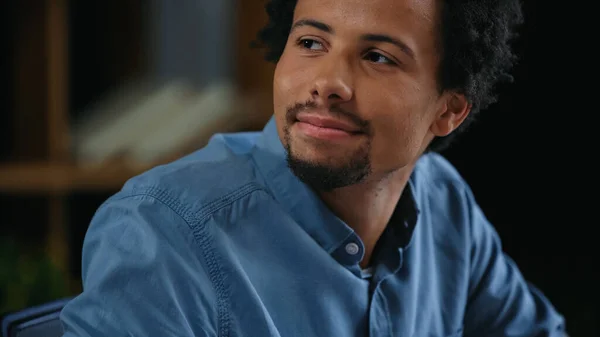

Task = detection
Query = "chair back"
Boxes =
[1,297,72,337]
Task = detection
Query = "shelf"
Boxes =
[0,161,157,194]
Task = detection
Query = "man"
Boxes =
[60,0,567,336]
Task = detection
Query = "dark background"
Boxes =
[442,1,597,335]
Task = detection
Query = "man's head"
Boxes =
[254,0,523,190]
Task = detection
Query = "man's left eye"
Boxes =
[365,52,396,65]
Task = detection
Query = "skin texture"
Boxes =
[272,0,471,267]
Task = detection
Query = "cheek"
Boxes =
[272,65,288,110]
[274,48,314,91]
[273,56,310,113]
[377,115,423,153]
[367,94,433,169]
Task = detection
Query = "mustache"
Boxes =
[285,100,370,133]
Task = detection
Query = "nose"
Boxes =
[310,57,354,104]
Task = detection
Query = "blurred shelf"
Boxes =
[0,161,156,194]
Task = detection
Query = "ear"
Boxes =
[430,93,472,137]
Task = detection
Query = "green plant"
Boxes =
[0,236,70,315]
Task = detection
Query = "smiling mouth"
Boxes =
[294,120,365,141]
[295,113,364,133]
[297,121,363,134]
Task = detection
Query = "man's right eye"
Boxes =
[298,39,325,51]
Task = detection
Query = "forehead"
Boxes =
[294,0,439,27]
[293,0,440,53]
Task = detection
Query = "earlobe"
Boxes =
[430,93,472,137]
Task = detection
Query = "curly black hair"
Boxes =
[252,0,525,152]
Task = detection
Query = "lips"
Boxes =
[295,113,362,133]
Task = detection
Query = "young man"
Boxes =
[61,0,567,336]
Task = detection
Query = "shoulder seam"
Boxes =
[193,182,266,222]
[112,183,266,337]
[191,182,265,337]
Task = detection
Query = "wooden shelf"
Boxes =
[0,161,156,194]
[1,0,276,292]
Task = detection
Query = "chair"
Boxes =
[1,297,72,337]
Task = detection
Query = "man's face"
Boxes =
[273,0,458,190]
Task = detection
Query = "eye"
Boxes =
[298,38,325,51]
[364,51,397,66]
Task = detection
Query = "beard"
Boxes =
[284,125,372,191]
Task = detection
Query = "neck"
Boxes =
[318,165,415,269]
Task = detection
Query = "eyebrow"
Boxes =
[361,34,415,60]
[291,19,415,60]
[291,19,334,34]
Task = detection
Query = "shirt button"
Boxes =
[345,242,360,255]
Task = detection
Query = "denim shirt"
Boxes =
[60,117,566,337]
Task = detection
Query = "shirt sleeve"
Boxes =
[60,192,218,337]
[462,185,568,337]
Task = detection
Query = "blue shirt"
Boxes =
[60,117,566,337]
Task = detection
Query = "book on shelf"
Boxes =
[70,78,241,166]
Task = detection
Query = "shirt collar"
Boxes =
[389,179,420,249]
[251,116,420,255]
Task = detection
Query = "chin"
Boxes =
[289,147,333,167]
[286,145,372,191]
